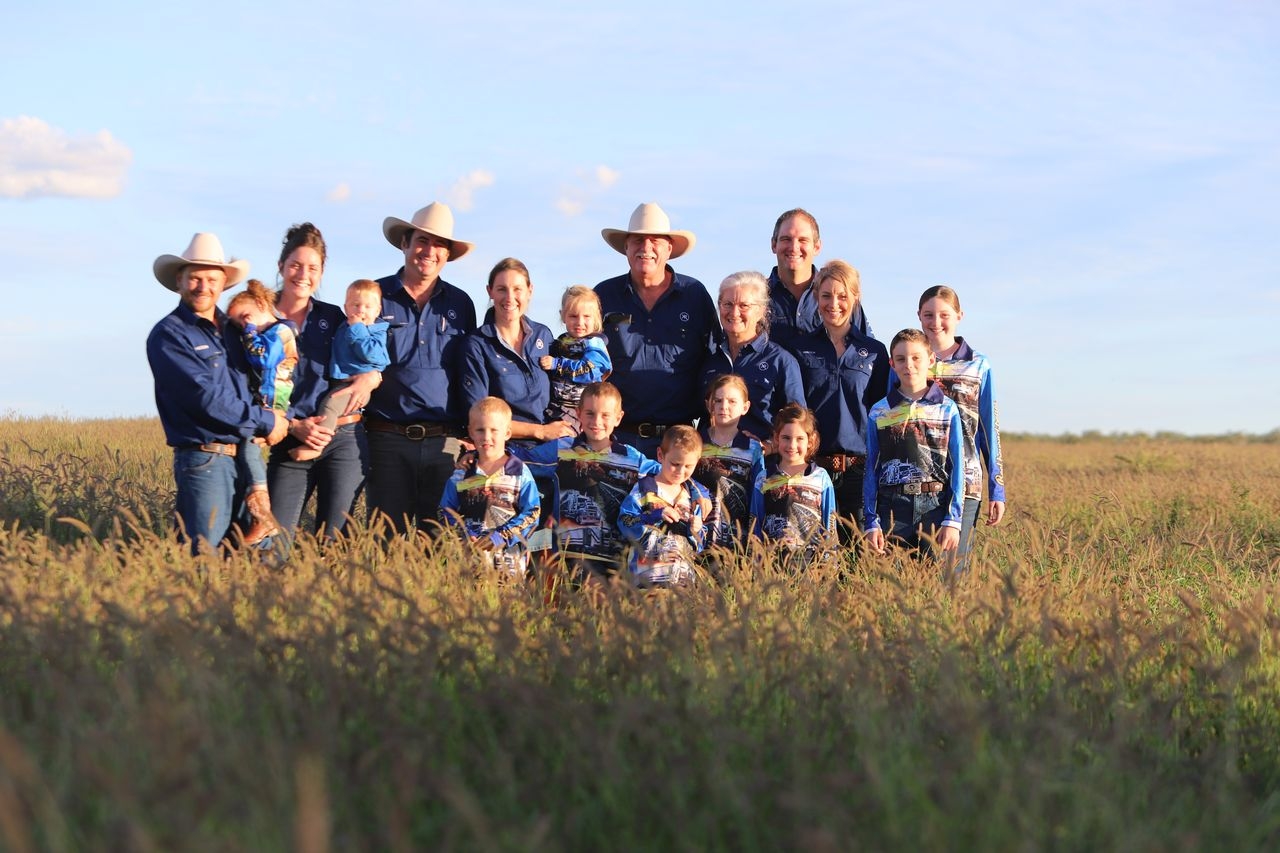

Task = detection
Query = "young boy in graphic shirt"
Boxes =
[512,381,659,585]
[619,425,712,587]
[439,397,540,577]
[863,329,964,563]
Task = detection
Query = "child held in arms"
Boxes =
[863,329,965,567]
[539,285,612,430]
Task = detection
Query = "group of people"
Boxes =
[146,199,1005,583]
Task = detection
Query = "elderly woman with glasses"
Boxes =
[699,270,807,443]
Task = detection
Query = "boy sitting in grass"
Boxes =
[862,329,965,566]
[512,381,659,587]
[439,397,540,578]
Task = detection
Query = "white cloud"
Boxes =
[555,196,585,217]
[443,169,495,211]
[0,116,131,199]
[326,182,351,203]
[555,164,621,218]
[594,165,619,189]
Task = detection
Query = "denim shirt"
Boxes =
[595,268,717,425]
[146,302,275,447]
[366,269,477,425]
[790,326,890,454]
[458,318,555,425]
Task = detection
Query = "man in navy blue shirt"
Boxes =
[147,233,288,554]
[365,202,478,534]
[767,208,872,349]
[594,203,717,456]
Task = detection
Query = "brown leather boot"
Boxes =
[243,488,280,545]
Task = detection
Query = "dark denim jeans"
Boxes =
[173,447,239,554]
[877,489,950,559]
[365,431,462,535]
[267,423,367,539]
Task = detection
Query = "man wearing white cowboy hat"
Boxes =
[364,201,478,534]
[594,202,718,455]
[146,233,289,553]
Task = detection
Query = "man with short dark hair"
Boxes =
[767,208,872,348]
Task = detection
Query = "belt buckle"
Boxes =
[404,424,428,441]
[637,422,656,439]
[903,482,922,495]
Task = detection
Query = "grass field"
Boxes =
[1,417,1278,850]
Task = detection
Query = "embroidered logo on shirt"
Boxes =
[319,319,330,331]
[758,362,769,371]
[857,348,869,357]
[536,339,545,350]
[679,312,690,322]
[447,309,458,320]
[194,345,209,351]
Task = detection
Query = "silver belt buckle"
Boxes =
[903,482,922,495]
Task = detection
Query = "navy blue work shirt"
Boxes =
[790,326,890,455]
[146,302,276,447]
[594,268,717,425]
[458,318,555,425]
[767,265,873,349]
[700,331,807,441]
[366,269,477,425]
[283,298,347,418]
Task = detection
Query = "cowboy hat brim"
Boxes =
[153,256,250,292]
[382,217,475,261]
[601,228,695,260]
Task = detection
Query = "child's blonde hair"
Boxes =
[560,285,603,333]
[470,396,513,422]
[660,424,703,457]
[772,404,820,462]
[580,381,622,408]
[347,278,382,298]
[227,279,277,314]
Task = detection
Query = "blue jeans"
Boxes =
[365,431,462,535]
[876,489,950,559]
[267,423,367,539]
[237,438,268,489]
[173,447,239,554]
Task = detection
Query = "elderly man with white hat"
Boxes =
[364,201,478,534]
[146,233,289,553]
[594,202,718,456]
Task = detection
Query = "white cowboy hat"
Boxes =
[382,202,475,260]
[601,202,696,259]
[153,233,251,292]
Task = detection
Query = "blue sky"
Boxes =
[2,0,1276,434]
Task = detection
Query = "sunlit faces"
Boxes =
[774,422,811,468]
[891,339,936,395]
[717,285,765,340]
[344,289,381,326]
[625,233,672,283]
[578,395,623,445]
[772,215,822,278]
[918,296,963,352]
[655,446,699,487]
[402,231,451,284]
[488,269,531,323]
[279,246,323,300]
[179,265,228,319]
[816,277,855,329]
[561,298,602,338]
[468,410,512,461]
[706,385,750,428]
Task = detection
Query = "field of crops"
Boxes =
[1,417,1278,850]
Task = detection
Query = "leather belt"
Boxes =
[363,416,458,440]
[334,413,363,427]
[190,442,237,457]
[881,481,944,495]
[815,453,865,474]
[619,420,683,439]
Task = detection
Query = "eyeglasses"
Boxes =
[718,301,762,311]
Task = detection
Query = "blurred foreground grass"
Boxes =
[1,417,1279,850]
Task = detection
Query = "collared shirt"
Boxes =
[240,320,298,412]
[512,434,660,562]
[862,382,965,531]
[439,452,540,576]
[750,458,836,553]
[693,427,766,548]
[595,267,717,425]
[367,269,477,425]
[330,321,390,381]
[146,302,275,447]
[700,332,806,441]
[618,474,710,585]
[545,332,612,422]
[285,299,347,418]
[767,265,873,350]
[458,318,555,425]
[790,326,890,455]
[888,337,1005,502]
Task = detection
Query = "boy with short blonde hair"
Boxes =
[619,425,712,587]
[439,397,540,577]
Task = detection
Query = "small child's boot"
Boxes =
[243,487,280,545]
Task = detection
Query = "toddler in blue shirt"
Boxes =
[540,285,612,430]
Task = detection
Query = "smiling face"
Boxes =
[816,276,855,330]
[561,296,601,338]
[775,422,811,467]
[578,394,623,446]
[918,296,963,352]
[771,214,822,281]
[402,231,451,286]
[625,233,672,285]
[344,289,381,326]
[488,268,531,324]
[891,338,936,394]
[179,265,228,320]
[718,284,766,343]
[468,410,512,460]
[279,246,323,302]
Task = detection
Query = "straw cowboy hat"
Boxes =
[153,233,251,292]
[382,202,475,260]
[601,202,696,259]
